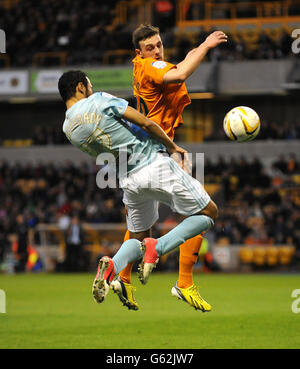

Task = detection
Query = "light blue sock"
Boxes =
[155,215,214,256]
[112,239,142,275]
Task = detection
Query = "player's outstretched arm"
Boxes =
[122,106,187,159]
[163,31,228,84]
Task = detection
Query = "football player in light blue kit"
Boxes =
[58,70,218,306]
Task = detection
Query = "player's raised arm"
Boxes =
[163,31,228,84]
[122,105,187,158]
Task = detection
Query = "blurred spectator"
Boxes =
[273,154,288,174]
[257,30,276,59]
[173,33,193,61]
[12,214,34,272]
[0,219,10,266]
[278,29,293,57]
[153,0,176,33]
[64,215,87,272]
[32,126,69,145]
[287,153,299,175]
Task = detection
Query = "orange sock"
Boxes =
[177,234,203,289]
[118,229,134,284]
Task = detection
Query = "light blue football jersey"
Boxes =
[62,92,166,176]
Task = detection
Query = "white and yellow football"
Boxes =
[223,106,260,142]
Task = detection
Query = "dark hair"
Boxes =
[58,70,88,103]
[132,24,160,49]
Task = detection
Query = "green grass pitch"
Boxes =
[0,272,300,349]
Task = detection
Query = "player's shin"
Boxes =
[178,234,203,288]
[155,215,214,256]
[112,239,142,275]
[119,229,133,283]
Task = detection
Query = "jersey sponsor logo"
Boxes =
[151,61,167,69]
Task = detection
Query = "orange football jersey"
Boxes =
[132,56,191,140]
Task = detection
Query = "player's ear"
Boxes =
[77,82,86,95]
[135,48,142,57]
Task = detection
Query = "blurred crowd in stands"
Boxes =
[205,119,300,141]
[23,117,300,146]
[1,0,299,67]
[165,27,297,65]
[31,125,69,145]
[203,154,300,250]
[1,0,120,66]
[0,153,299,270]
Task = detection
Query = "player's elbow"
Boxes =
[175,73,187,83]
[163,71,187,84]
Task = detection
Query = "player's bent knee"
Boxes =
[210,201,219,221]
[200,200,218,221]
[129,229,151,241]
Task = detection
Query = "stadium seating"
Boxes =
[278,245,296,265]
[238,244,296,270]
[32,52,68,67]
[3,139,33,147]
[265,246,279,266]
[239,246,253,264]
[253,247,266,266]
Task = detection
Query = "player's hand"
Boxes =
[203,31,228,49]
[168,144,192,174]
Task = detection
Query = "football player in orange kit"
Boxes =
[111,24,227,311]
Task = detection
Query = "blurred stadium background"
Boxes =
[0,0,300,279]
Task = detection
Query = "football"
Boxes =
[223,106,260,142]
